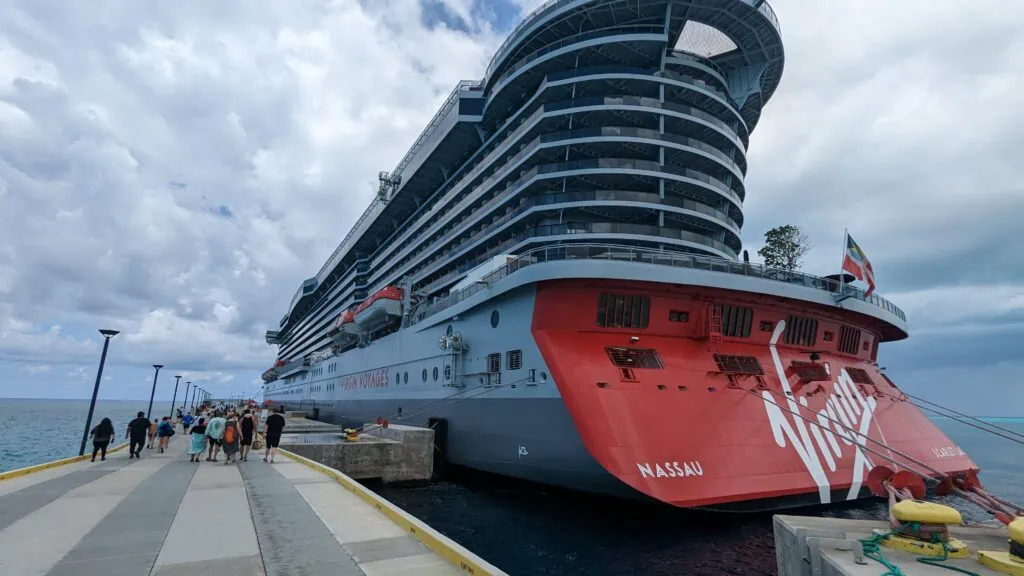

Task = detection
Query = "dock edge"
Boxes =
[0,442,129,482]
[281,448,508,576]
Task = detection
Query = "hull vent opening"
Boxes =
[789,361,830,382]
[486,353,501,374]
[597,293,650,329]
[846,368,875,385]
[784,315,818,346]
[838,325,862,355]
[713,354,764,376]
[717,304,753,338]
[507,349,522,371]
[606,347,664,370]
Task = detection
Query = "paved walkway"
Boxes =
[0,436,462,576]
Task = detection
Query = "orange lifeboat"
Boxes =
[329,309,362,346]
[354,286,404,331]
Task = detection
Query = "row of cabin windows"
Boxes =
[596,293,871,354]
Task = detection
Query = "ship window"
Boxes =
[433,366,439,381]
[719,305,753,338]
[783,315,818,346]
[605,347,664,369]
[444,365,452,381]
[395,373,400,385]
[487,353,501,373]
[597,293,650,329]
[490,310,500,328]
[760,321,773,332]
[507,350,522,371]
[837,326,861,355]
[846,368,874,385]
[422,368,428,382]
[713,354,764,375]
[403,372,409,384]
[669,310,689,323]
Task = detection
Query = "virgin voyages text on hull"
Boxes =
[261,0,978,511]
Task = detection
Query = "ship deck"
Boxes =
[0,430,501,576]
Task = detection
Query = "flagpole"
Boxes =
[838,228,849,294]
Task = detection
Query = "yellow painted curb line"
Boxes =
[280,449,507,576]
[0,442,129,482]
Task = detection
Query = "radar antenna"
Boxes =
[377,171,402,204]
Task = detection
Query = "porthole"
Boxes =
[422,368,428,383]
[433,366,439,381]
[540,371,548,383]
[403,371,408,384]
[490,309,500,328]
[444,365,452,381]
[395,372,400,385]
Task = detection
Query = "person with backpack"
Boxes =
[221,411,242,464]
[205,412,226,462]
[156,416,175,453]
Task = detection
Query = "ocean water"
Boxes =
[0,399,1020,575]
[0,399,168,471]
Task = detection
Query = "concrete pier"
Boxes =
[0,431,505,576]
[774,514,1014,576]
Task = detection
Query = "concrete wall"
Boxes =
[283,424,433,484]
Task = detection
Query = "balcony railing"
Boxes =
[412,243,905,325]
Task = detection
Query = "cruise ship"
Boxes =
[262,0,977,511]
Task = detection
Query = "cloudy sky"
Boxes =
[0,0,1021,413]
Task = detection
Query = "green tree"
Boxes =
[757,225,811,271]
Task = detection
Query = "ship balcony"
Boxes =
[265,330,282,345]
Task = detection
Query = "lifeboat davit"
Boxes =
[354,286,404,332]
[329,309,362,346]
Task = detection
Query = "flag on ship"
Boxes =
[842,231,876,296]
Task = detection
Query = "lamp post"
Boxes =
[182,381,191,415]
[146,364,163,420]
[192,387,199,411]
[169,376,181,419]
[79,329,120,456]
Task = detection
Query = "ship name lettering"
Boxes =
[636,461,703,479]
[342,368,390,390]
[932,446,965,459]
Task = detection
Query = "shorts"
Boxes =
[207,436,222,447]
[265,434,281,448]
[241,434,253,446]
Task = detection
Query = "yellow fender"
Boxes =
[892,500,963,525]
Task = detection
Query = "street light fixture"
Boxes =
[79,329,120,456]
[182,381,191,415]
[146,365,163,420]
[169,376,181,419]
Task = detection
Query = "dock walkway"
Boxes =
[0,432,489,576]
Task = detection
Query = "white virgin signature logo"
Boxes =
[760,321,877,503]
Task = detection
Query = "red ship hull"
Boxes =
[531,279,978,510]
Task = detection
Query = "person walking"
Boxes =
[262,410,286,463]
[89,417,115,462]
[222,412,242,465]
[126,411,150,459]
[182,412,194,434]
[157,416,175,453]
[205,412,226,462]
[147,419,158,449]
[187,418,208,462]
[239,410,255,461]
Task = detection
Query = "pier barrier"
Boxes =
[281,448,508,576]
[0,442,129,482]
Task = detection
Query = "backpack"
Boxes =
[224,423,236,444]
